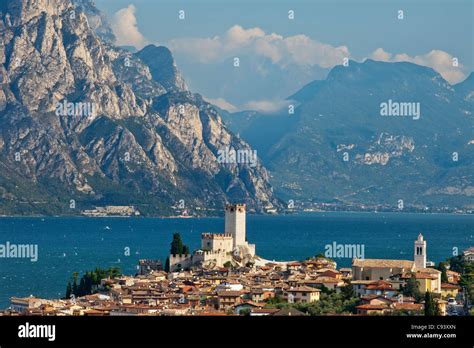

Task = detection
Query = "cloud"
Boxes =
[369,48,466,84]
[204,97,238,112]
[111,5,148,49]
[243,99,291,114]
[168,25,349,69]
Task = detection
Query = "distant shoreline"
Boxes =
[0,210,472,219]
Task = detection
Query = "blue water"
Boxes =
[0,212,473,309]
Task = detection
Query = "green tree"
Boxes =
[182,245,190,256]
[438,262,449,283]
[65,282,72,299]
[223,261,233,269]
[424,291,440,316]
[402,275,422,302]
[239,308,251,316]
[72,272,78,296]
[170,233,189,256]
[165,257,170,273]
[67,267,122,297]
[340,282,355,300]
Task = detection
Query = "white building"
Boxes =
[414,233,427,269]
[463,247,474,262]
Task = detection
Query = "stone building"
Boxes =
[169,204,256,271]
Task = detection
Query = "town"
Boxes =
[2,204,473,317]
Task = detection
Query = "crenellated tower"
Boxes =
[225,203,246,248]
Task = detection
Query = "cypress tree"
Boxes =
[424,291,439,316]
[65,282,72,299]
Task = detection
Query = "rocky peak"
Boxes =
[72,0,116,43]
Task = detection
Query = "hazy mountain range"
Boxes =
[221,61,474,210]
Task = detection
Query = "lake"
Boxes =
[0,212,473,309]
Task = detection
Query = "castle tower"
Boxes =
[225,204,246,248]
[414,233,427,269]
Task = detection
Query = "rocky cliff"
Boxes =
[0,0,279,215]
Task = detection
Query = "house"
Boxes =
[359,295,393,307]
[316,269,342,279]
[233,301,264,315]
[355,304,388,315]
[137,259,163,275]
[463,247,474,262]
[250,288,274,302]
[364,280,398,297]
[283,286,320,303]
[351,280,375,297]
[440,283,460,298]
[217,291,242,309]
[446,270,460,284]
[339,268,353,279]
[391,303,423,315]
[401,270,441,294]
[250,308,280,316]
[305,277,343,291]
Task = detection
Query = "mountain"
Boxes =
[455,73,474,102]
[222,60,474,210]
[136,45,188,93]
[0,0,279,215]
[72,0,115,43]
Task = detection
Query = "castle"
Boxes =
[169,204,256,271]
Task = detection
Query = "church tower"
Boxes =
[414,233,427,269]
[225,204,246,248]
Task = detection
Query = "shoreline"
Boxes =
[0,210,473,219]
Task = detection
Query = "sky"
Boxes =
[95,0,474,112]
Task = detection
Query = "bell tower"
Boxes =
[414,233,427,269]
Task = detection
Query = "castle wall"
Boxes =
[201,233,233,252]
[202,250,232,267]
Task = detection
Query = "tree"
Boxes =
[170,233,189,256]
[340,282,355,300]
[72,272,78,296]
[67,267,122,297]
[239,308,251,316]
[65,282,72,299]
[438,262,449,283]
[402,275,422,302]
[182,245,190,256]
[424,291,440,316]
[165,257,170,273]
[223,261,233,269]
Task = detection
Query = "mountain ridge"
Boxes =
[221,59,474,211]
